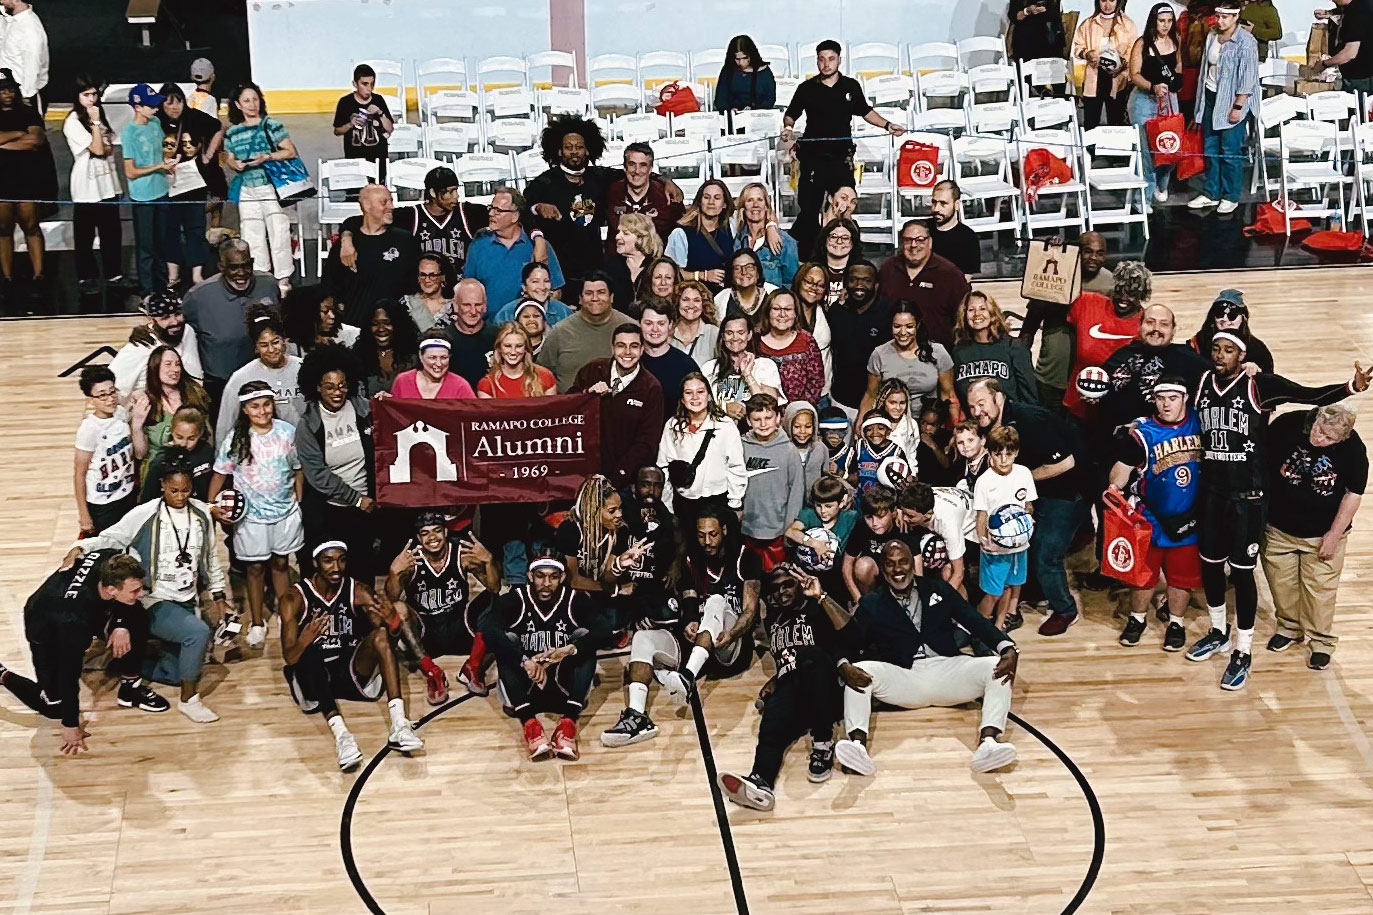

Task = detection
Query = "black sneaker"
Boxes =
[1002,609,1024,633]
[718,771,775,810]
[1119,616,1146,646]
[808,742,835,783]
[599,708,659,747]
[1267,633,1303,653]
[1309,652,1332,670]
[117,679,170,712]
[1163,621,1186,652]
[1220,650,1252,691]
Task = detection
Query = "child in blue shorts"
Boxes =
[973,425,1037,632]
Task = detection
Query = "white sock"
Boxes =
[628,682,649,714]
[1208,605,1228,633]
[327,715,349,738]
[181,694,201,705]
[1129,612,1145,622]
[387,697,408,729]
[1236,628,1254,654]
[685,646,710,677]
[1169,615,1185,627]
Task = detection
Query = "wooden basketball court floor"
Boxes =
[3,266,1373,915]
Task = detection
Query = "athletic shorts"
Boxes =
[744,536,787,573]
[418,612,476,658]
[1197,490,1266,569]
[285,645,383,711]
[1143,541,1203,589]
[979,549,1028,597]
[234,505,305,562]
[628,627,684,670]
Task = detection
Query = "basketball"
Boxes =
[1076,365,1111,399]
[795,526,841,571]
[876,455,912,490]
[988,503,1035,550]
[214,488,247,524]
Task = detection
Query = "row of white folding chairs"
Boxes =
[1253,89,1367,198]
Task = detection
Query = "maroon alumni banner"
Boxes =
[373,395,601,506]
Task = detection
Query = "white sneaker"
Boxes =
[336,730,364,771]
[387,720,424,753]
[1217,199,1238,214]
[834,738,876,776]
[1153,187,1169,203]
[245,624,266,648]
[177,696,219,723]
[663,670,695,709]
[971,736,1018,773]
[1187,194,1217,209]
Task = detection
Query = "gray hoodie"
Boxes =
[741,427,805,540]
[784,400,829,504]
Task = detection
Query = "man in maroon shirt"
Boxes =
[877,218,970,347]
[604,143,684,254]
[571,323,665,489]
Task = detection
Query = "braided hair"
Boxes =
[569,474,620,579]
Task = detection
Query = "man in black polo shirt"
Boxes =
[783,40,904,236]
[828,260,891,417]
[324,184,417,325]
[1261,405,1367,670]
[966,377,1086,636]
[930,181,981,276]
[1321,0,1373,95]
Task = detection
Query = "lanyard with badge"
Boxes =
[161,501,197,592]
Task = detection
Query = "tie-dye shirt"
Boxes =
[213,419,300,522]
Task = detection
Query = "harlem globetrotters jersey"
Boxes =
[1126,412,1202,546]
[687,546,763,621]
[491,585,592,656]
[763,598,835,680]
[834,437,907,493]
[1195,369,1355,493]
[405,543,469,619]
[295,578,368,658]
[392,203,482,269]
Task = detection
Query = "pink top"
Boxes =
[390,369,476,400]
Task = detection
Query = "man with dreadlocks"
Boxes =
[525,114,678,299]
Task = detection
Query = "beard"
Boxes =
[158,324,186,345]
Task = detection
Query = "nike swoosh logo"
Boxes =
[1088,324,1135,341]
[745,467,779,479]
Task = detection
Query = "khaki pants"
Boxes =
[1260,525,1345,654]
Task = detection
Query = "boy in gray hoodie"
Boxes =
[784,400,829,505]
[741,393,805,571]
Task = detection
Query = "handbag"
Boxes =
[1173,125,1205,181]
[258,122,316,203]
[1100,488,1155,588]
[1145,98,1186,167]
[656,81,700,117]
[1020,238,1082,305]
[896,140,941,189]
[1244,199,1312,236]
[1022,147,1072,202]
[668,429,716,489]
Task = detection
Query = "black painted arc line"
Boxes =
[1008,711,1106,915]
[688,685,751,915]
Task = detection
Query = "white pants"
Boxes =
[627,593,736,670]
[237,184,294,280]
[843,655,1011,737]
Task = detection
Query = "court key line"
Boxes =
[340,698,1105,915]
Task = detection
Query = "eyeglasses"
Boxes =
[800,278,826,289]
[90,389,118,400]
[418,271,443,279]
[487,205,517,214]
[902,236,932,246]
[828,235,854,244]
[733,263,758,273]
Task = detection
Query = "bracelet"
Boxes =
[765,220,778,228]
[530,229,544,239]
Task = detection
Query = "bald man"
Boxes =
[1096,304,1210,433]
[325,183,419,325]
[447,278,498,388]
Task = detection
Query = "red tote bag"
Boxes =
[1100,489,1155,588]
[897,140,941,189]
[1145,99,1187,167]
[1174,125,1205,181]
[656,81,700,116]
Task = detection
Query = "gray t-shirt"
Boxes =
[320,402,368,504]
[182,272,282,381]
[866,341,953,400]
[215,356,305,445]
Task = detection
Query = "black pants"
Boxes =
[752,646,838,785]
[795,149,854,238]
[490,630,596,722]
[130,202,167,295]
[87,492,138,535]
[73,202,123,282]
[1082,91,1129,129]
[286,642,376,718]
[203,376,227,428]
[161,198,209,271]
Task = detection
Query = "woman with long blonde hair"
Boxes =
[950,289,1038,407]
[476,323,555,399]
[607,212,664,314]
[732,181,798,287]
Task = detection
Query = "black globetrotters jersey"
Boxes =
[393,203,482,268]
[1195,369,1354,493]
[405,544,468,618]
[687,546,762,620]
[763,597,836,680]
[489,585,599,657]
[295,578,368,657]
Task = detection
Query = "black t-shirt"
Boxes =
[1338,0,1373,79]
[762,597,836,679]
[999,399,1083,499]
[618,493,676,601]
[784,73,872,155]
[932,222,981,276]
[325,226,418,325]
[346,203,484,271]
[827,298,893,409]
[449,323,497,389]
[333,93,392,161]
[1101,341,1210,435]
[157,107,225,198]
[1265,409,1368,537]
[641,345,700,415]
[685,546,763,618]
[524,165,620,280]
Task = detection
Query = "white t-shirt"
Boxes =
[320,401,368,505]
[1204,38,1222,93]
[150,503,206,602]
[931,486,970,562]
[63,112,120,203]
[698,356,787,407]
[75,409,135,505]
[109,327,204,400]
[973,463,1037,554]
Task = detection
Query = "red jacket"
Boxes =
[571,358,665,489]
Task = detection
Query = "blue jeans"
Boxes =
[1201,90,1247,203]
[130,201,167,295]
[1129,89,1177,196]
[1029,495,1087,618]
[143,600,211,686]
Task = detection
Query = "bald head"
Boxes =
[1080,231,1107,276]
[1139,303,1175,348]
[879,538,916,592]
[453,277,488,332]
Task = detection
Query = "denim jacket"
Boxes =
[1194,28,1260,129]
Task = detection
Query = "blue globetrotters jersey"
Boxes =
[1129,412,1202,547]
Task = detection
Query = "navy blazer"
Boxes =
[843,576,1014,668]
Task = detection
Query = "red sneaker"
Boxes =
[612,629,631,649]
[551,717,579,760]
[458,655,488,696]
[524,718,552,761]
[422,664,449,706]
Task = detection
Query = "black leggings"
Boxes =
[1202,561,1259,632]
[490,629,596,722]
[752,646,838,785]
[73,202,123,281]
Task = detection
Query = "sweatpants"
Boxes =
[491,634,596,722]
[842,655,1011,737]
[752,646,838,784]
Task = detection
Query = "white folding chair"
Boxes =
[1307,90,1358,130]
[798,40,848,78]
[1258,57,1298,97]
[758,43,792,78]
[455,151,515,205]
[424,89,480,127]
[866,74,917,110]
[969,102,1019,139]
[1082,125,1149,236]
[1349,120,1373,236]
[514,147,547,188]
[638,50,689,90]
[387,155,444,202]
[387,122,424,160]
[917,70,969,112]
[416,59,472,122]
[1017,58,1070,101]
[476,55,529,91]
[1015,128,1088,235]
[895,131,954,223]
[425,121,481,161]
[673,111,724,139]
[539,87,591,120]
[733,108,782,136]
[911,108,969,136]
[691,48,727,85]
[613,112,669,142]
[589,54,639,87]
[952,135,1022,236]
[850,41,902,79]
[1254,92,1307,196]
[968,63,1019,106]
[359,58,407,123]
[909,41,959,75]
[713,133,770,197]
[484,117,537,153]
[651,136,710,200]
[527,50,579,89]
[484,86,535,121]
[592,83,643,118]
[774,77,801,111]
[1020,96,1077,131]
[957,37,1008,69]
[317,158,379,267]
[1278,119,1352,231]
[851,131,896,245]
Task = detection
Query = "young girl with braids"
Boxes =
[208,380,304,648]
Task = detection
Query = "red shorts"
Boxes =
[744,536,787,573]
[1143,542,1203,590]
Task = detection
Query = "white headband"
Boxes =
[818,417,849,430]
[1152,383,1189,396]
[861,416,893,430]
[1215,5,1240,12]
[528,557,566,573]
[239,389,274,403]
[420,338,452,351]
[312,540,348,558]
[1212,331,1248,353]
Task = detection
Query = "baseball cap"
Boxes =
[128,83,165,108]
[0,69,17,91]
[1212,288,1247,310]
[190,57,215,81]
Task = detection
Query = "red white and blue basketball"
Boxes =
[795,526,841,572]
[876,455,912,490]
[215,488,247,524]
[989,504,1035,550]
[1076,365,1111,399]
